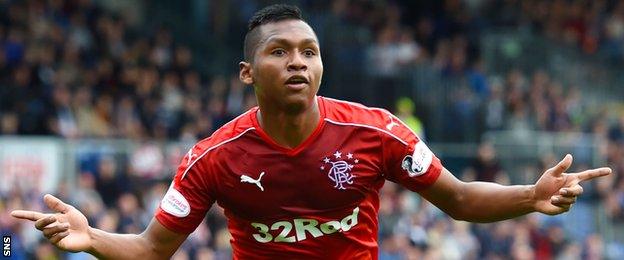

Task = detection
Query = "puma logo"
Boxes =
[186,148,198,166]
[240,172,265,191]
[386,115,399,131]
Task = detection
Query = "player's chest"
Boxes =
[213,135,383,219]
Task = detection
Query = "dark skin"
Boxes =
[239,19,323,148]
[11,19,612,259]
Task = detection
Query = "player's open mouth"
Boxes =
[285,75,309,90]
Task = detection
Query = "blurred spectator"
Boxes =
[394,97,425,140]
[48,86,79,138]
[0,112,19,135]
[94,155,126,207]
[484,78,505,131]
[463,141,505,183]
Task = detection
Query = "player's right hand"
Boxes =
[11,194,92,252]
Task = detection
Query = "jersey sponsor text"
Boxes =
[250,207,360,243]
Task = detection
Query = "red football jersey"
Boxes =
[155,96,443,259]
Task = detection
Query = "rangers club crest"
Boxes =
[320,151,359,190]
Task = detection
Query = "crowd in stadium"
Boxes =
[1,0,624,259]
[486,0,624,60]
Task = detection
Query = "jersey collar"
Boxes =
[250,96,326,156]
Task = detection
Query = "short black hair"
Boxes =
[243,4,304,62]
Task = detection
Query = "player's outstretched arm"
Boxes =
[11,194,187,259]
[419,154,612,223]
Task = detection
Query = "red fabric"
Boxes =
[155,96,443,259]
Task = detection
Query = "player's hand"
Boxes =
[11,194,91,252]
[533,154,611,215]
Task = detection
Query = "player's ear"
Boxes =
[239,61,254,85]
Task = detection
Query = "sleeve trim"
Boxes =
[412,156,443,191]
[155,209,197,234]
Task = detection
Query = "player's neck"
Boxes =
[256,99,320,149]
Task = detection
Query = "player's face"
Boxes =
[240,20,323,113]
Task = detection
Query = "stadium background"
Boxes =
[1,0,624,259]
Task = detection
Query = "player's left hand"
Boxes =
[533,154,611,215]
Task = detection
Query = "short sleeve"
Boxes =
[381,115,443,191]
[155,147,216,234]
